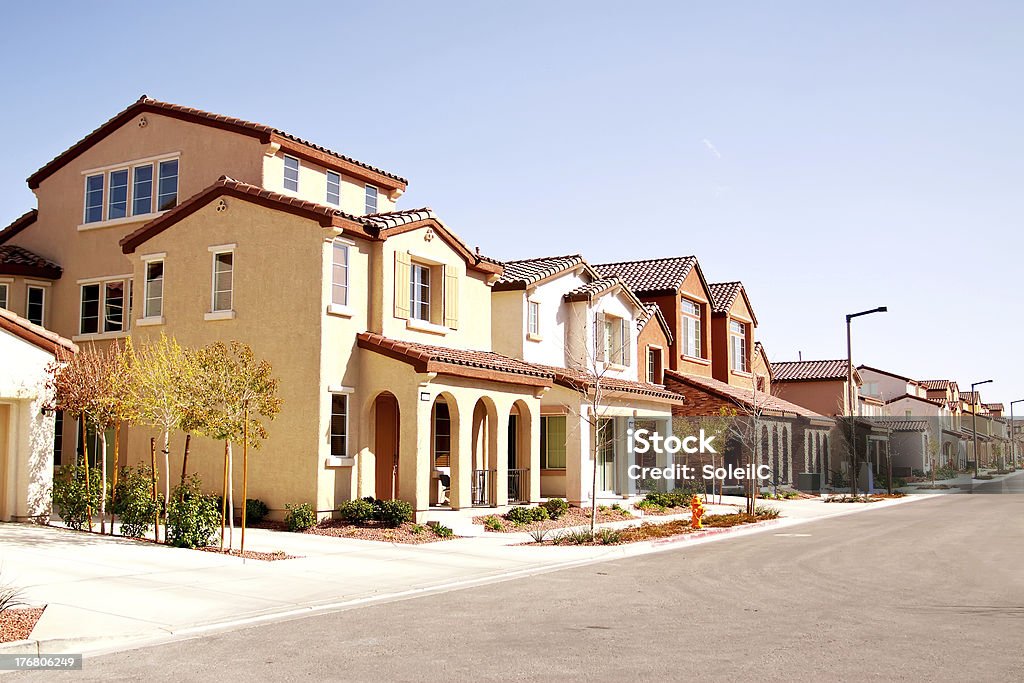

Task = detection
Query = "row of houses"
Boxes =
[0,97,1016,521]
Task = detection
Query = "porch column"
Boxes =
[493,409,510,506]
[399,393,432,517]
[528,402,541,503]
[566,410,587,507]
[450,397,473,510]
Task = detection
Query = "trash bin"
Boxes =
[797,472,821,491]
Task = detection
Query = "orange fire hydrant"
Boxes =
[690,495,705,529]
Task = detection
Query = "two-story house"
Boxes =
[491,256,683,505]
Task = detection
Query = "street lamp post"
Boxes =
[970,379,993,480]
[1010,399,1024,469]
[846,306,887,496]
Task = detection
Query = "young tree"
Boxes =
[194,341,282,551]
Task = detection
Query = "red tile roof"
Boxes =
[494,255,588,290]
[707,281,743,314]
[0,307,76,355]
[0,209,38,245]
[534,363,685,402]
[592,256,698,295]
[564,277,623,301]
[637,304,674,345]
[872,418,931,432]
[772,359,852,382]
[357,333,552,387]
[0,244,62,279]
[960,391,980,403]
[920,379,950,390]
[27,96,407,191]
[664,370,824,418]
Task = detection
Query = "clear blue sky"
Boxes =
[2,1,1022,404]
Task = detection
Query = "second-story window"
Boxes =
[598,314,631,366]
[332,241,349,306]
[133,164,154,215]
[144,260,164,318]
[84,174,104,223]
[680,298,701,358]
[108,169,129,220]
[0,282,8,310]
[326,171,341,206]
[283,155,300,192]
[647,347,663,383]
[212,251,234,312]
[365,184,378,214]
[26,285,45,326]
[730,319,748,372]
[79,279,127,335]
[410,262,431,321]
[528,301,540,336]
[157,159,179,211]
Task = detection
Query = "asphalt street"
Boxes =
[17,479,1024,682]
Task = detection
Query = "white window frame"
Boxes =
[84,173,105,224]
[76,275,131,338]
[0,282,8,310]
[107,168,130,221]
[730,319,748,372]
[326,170,342,206]
[647,345,663,384]
[329,391,349,458]
[209,245,235,317]
[283,155,300,192]
[26,284,45,326]
[132,163,155,216]
[80,153,180,229]
[364,184,378,214]
[144,258,165,319]
[680,298,701,358]
[332,240,349,306]
[527,300,540,336]
[410,262,431,321]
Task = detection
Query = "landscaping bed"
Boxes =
[912,484,958,490]
[823,494,888,503]
[197,547,298,561]
[257,519,455,544]
[0,607,44,644]
[474,505,633,533]
[528,509,780,546]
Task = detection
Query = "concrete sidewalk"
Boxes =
[0,493,932,657]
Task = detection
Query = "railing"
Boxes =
[472,469,496,506]
[508,469,529,504]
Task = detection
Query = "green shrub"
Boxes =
[112,465,160,538]
[934,465,958,480]
[506,505,549,525]
[431,523,454,538]
[483,515,505,532]
[284,502,317,532]
[542,498,568,519]
[636,499,665,512]
[52,459,104,530]
[754,505,781,519]
[598,528,623,545]
[409,523,426,535]
[245,499,269,525]
[643,487,703,509]
[166,477,220,549]
[555,528,595,545]
[338,499,375,523]
[529,528,549,543]
[373,499,414,528]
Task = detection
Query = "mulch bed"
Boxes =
[474,506,634,533]
[0,607,44,643]
[530,512,777,546]
[912,484,958,490]
[197,547,298,561]
[823,495,884,503]
[256,519,453,544]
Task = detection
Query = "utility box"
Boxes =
[797,472,821,491]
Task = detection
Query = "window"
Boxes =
[730,319,748,372]
[332,241,349,306]
[144,260,164,318]
[433,401,451,467]
[647,347,663,384]
[84,174,104,223]
[326,171,341,206]
[0,283,8,309]
[53,411,63,466]
[79,279,127,334]
[107,169,129,220]
[598,314,630,366]
[410,263,431,321]
[680,298,701,358]
[212,251,233,312]
[283,155,300,192]
[157,159,178,211]
[528,301,539,336]
[26,285,44,326]
[365,184,378,214]
[330,393,348,457]
[133,164,154,215]
[540,416,567,469]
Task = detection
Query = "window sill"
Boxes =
[204,310,236,321]
[136,316,164,327]
[605,363,628,372]
[406,318,448,336]
[732,369,753,378]
[526,332,543,342]
[72,330,128,342]
[324,456,355,468]
[78,211,166,232]
[326,303,354,318]
[681,354,710,366]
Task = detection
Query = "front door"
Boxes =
[374,394,399,500]
[597,418,616,492]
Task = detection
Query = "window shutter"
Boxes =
[621,318,631,366]
[394,251,411,319]
[443,265,459,328]
[594,312,606,362]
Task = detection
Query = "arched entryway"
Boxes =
[430,394,459,507]
[507,401,532,504]
[471,397,499,506]
[373,392,400,500]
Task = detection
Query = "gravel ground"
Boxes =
[197,548,298,561]
[474,506,634,533]
[0,607,44,643]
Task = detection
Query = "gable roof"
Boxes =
[0,244,62,279]
[356,333,552,388]
[0,307,76,355]
[27,96,407,192]
[884,393,944,407]
[118,178,501,274]
[920,379,950,390]
[534,363,685,402]
[637,304,674,345]
[493,255,588,291]
[984,402,1005,412]
[857,365,919,385]
[0,209,38,245]
[873,418,931,432]
[960,391,980,404]
[707,280,759,326]
[592,256,700,296]
[664,370,825,418]
[772,359,857,383]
